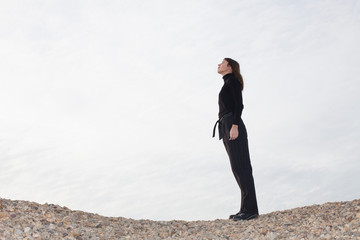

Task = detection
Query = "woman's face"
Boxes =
[217,60,232,75]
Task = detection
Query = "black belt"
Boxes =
[212,112,233,138]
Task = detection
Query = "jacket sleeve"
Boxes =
[229,78,244,125]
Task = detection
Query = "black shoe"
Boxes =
[229,211,242,220]
[233,212,259,221]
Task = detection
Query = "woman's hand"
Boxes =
[229,124,239,140]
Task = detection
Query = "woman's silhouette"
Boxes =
[213,58,259,221]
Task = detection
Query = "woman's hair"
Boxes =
[224,58,244,91]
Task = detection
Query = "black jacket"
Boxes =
[218,73,244,125]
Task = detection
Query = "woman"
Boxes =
[213,58,259,221]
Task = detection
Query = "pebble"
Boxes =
[0,212,9,220]
[0,197,359,239]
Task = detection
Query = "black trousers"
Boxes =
[219,115,259,215]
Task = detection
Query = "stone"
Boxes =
[14,228,23,235]
[0,212,9,220]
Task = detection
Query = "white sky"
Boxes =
[1,0,360,221]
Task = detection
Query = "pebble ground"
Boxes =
[1,197,359,239]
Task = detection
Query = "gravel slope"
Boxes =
[1,197,359,239]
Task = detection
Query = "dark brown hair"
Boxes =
[224,58,244,91]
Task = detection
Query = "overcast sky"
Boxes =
[1,0,359,221]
